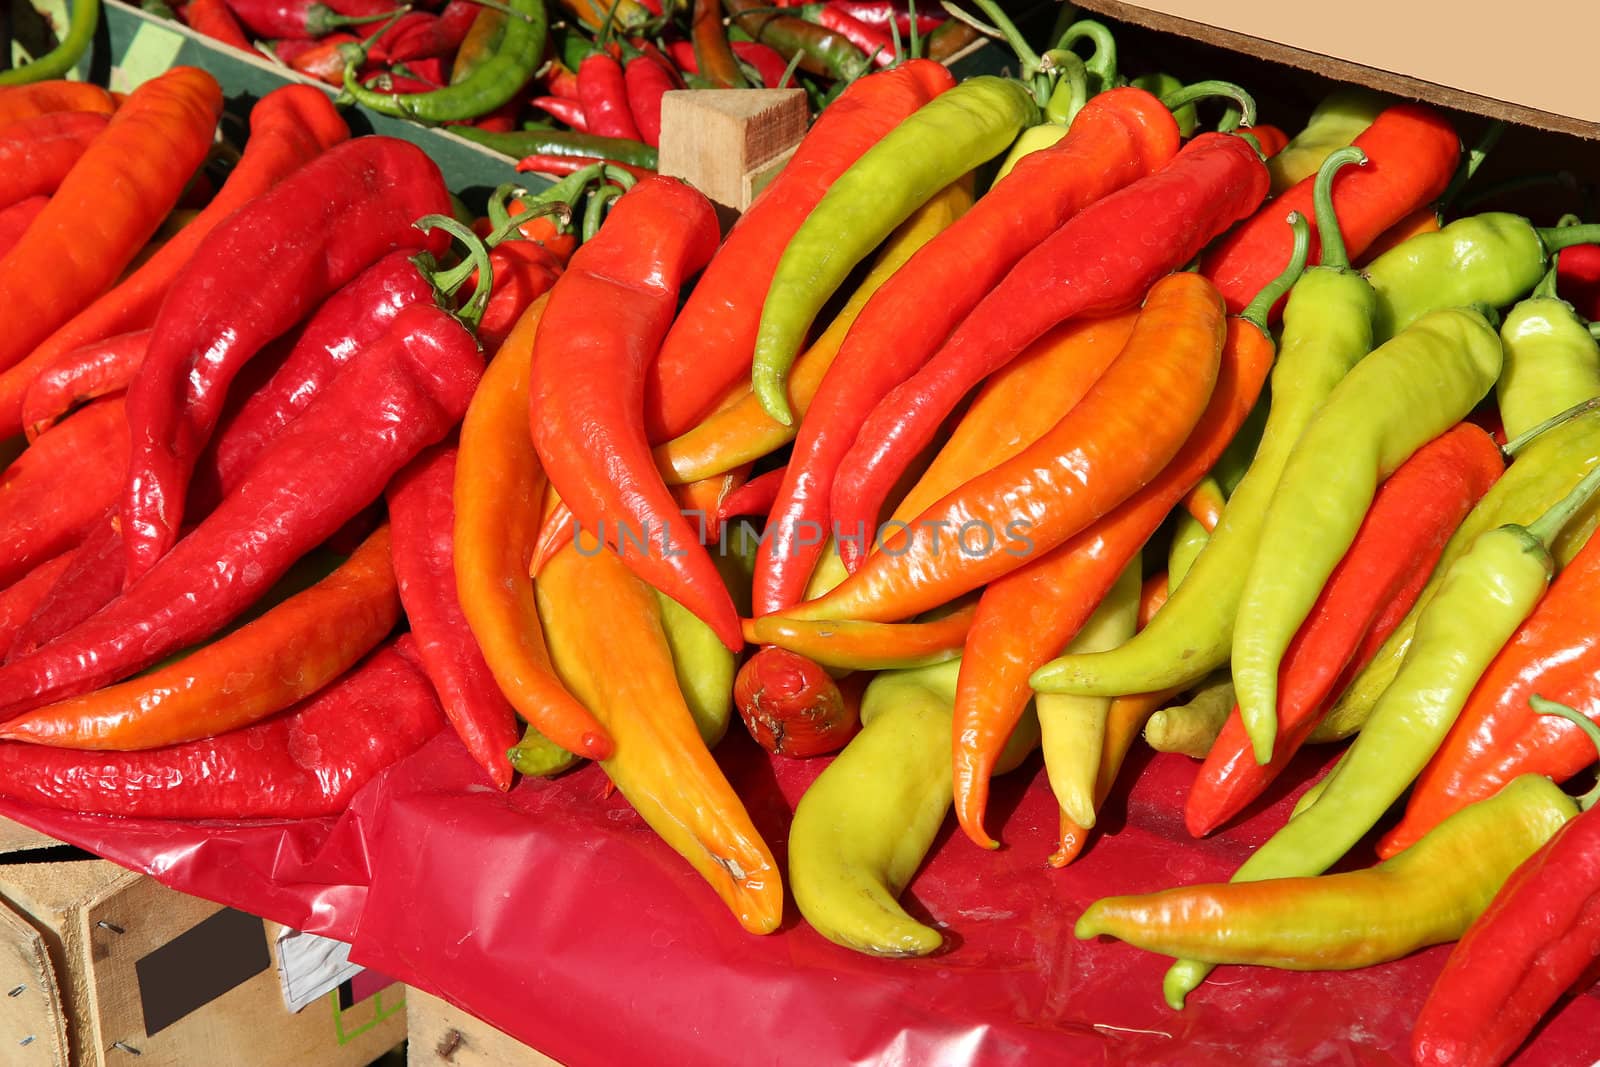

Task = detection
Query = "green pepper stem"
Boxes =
[1538,224,1600,255]
[777,47,804,89]
[487,201,571,247]
[887,12,903,65]
[951,0,1040,72]
[336,5,412,71]
[1158,81,1257,133]
[0,0,99,87]
[1591,322,1600,341]
[1531,695,1600,810]
[1525,455,1600,547]
[1438,121,1505,211]
[1558,213,1584,229]
[1312,146,1365,272]
[1239,211,1310,335]
[1054,19,1117,91]
[1503,397,1600,458]
[413,214,495,331]
[582,184,626,243]
[1534,262,1560,300]
[1040,50,1088,126]
[906,0,920,61]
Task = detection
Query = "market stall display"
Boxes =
[1,0,1599,1063]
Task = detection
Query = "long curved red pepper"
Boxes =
[829,132,1270,571]
[624,55,675,148]
[730,41,793,88]
[776,272,1227,627]
[577,54,641,141]
[0,552,73,662]
[0,299,482,721]
[1185,423,1504,838]
[221,0,390,39]
[528,177,741,649]
[530,96,588,130]
[182,0,254,49]
[643,60,954,442]
[21,328,150,439]
[953,313,1271,848]
[6,508,125,661]
[1557,244,1600,320]
[752,86,1180,612]
[828,1,943,38]
[387,444,522,791]
[0,636,445,819]
[0,111,109,210]
[0,196,46,257]
[1382,521,1600,856]
[384,0,478,63]
[1200,103,1459,316]
[0,84,349,440]
[120,136,451,584]
[0,397,128,590]
[815,5,895,66]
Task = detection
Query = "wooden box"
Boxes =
[0,857,404,1066]
[406,988,559,1067]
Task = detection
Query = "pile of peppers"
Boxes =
[139,0,980,179]
[8,5,1600,1062]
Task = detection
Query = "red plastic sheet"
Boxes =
[1,727,1596,1065]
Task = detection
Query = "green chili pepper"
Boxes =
[788,657,1039,957]
[509,722,581,776]
[451,6,508,85]
[1365,213,1600,343]
[654,590,736,747]
[724,0,870,81]
[453,127,659,170]
[1232,304,1502,762]
[1265,88,1388,194]
[1032,148,1377,701]
[1164,458,1600,1007]
[1081,773,1574,988]
[1496,273,1600,441]
[1143,673,1234,758]
[0,0,99,86]
[1312,409,1600,742]
[751,75,1038,424]
[341,0,547,123]
[1166,511,1210,589]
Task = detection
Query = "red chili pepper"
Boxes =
[665,39,697,74]
[1556,244,1600,321]
[0,552,73,662]
[120,136,450,585]
[514,153,653,181]
[754,88,1179,611]
[1200,104,1460,317]
[527,177,739,649]
[530,94,588,130]
[729,41,794,88]
[221,0,396,39]
[396,56,448,85]
[734,647,862,756]
[545,62,581,100]
[266,36,319,63]
[0,85,350,439]
[815,5,895,66]
[21,329,149,440]
[286,33,360,85]
[1248,123,1289,157]
[182,0,254,48]
[1185,424,1505,837]
[624,55,674,148]
[577,53,642,141]
[383,0,476,62]
[827,0,942,38]
[0,196,46,257]
[469,99,521,133]
[0,299,482,720]
[0,397,127,591]
[0,111,110,210]
[1413,765,1600,1067]
[644,60,955,442]
[5,508,126,661]
[827,128,1266,577]
[0,636,446,819]
[714,465,786,524]
[475,239,565,352]
[387,444,522,790]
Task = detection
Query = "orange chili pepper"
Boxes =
[1050,575,1176,868]
[1357,205,1441,266]
[0,81,116,131]
[745,601,976,672]
[1181,478,1227,532]
[537,539,783,934]
[773,272,1227,627]
[454,295,613,761]
[0,526,400,749]
[0,68,220,378]
[0,84,348,437]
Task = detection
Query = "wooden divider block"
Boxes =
[406,987,560,1066]
[658,89,809,215]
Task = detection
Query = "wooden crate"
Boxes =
[0,857,405,1066]
[406,988,559,1067]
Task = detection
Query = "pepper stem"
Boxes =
[1503,397,1600,458]
[951,0,1040,72]
[1438,121,1505,211]
[1531,695,1600,810]
[1538,224,1600,256]
[583,184,626,243]
[1534,262,1560,300]
[1159,81,1257,132]
[1040,50,1088,126]
[413,214,495,331]
[1054,19,1118,91]
[1525,456,1600,547]
[335,5,412,80]
[1591,322,1600,341]
[906,0,920,61]
[488,201,572,247]
[1239,211,1310,335]
[1312,146,1365,272]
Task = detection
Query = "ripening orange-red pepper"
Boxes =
[744,601,976,672]
[0,80,116,131]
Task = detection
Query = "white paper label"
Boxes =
[274,928,363,1013]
